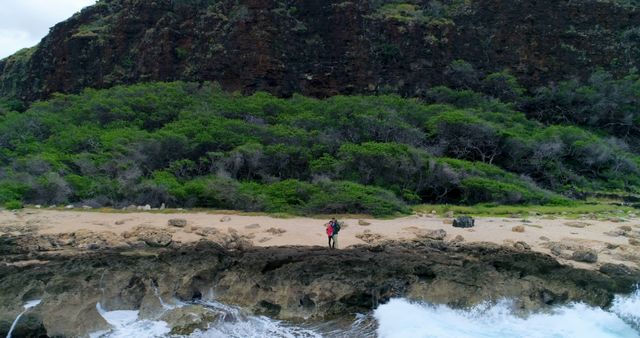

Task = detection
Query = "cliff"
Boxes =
[1,0,639,102]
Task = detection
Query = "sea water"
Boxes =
[374,293,640,338]
[89,291,640,338]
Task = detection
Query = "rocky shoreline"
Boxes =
[1,234,639,337]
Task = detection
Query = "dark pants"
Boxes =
[328,236,334,248]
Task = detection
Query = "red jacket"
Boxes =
[326,224,334,237]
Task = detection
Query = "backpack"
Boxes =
[333,221,341,234]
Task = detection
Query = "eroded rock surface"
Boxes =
[1,236,639,337]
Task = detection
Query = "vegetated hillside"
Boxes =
[1,78,639,215]
[1,0,640,103]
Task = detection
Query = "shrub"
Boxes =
[4,200,23,210]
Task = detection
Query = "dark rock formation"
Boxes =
[453,216,475,228]
[1,0,640,102]
[1,237,639,337]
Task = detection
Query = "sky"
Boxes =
[0,0,97,59]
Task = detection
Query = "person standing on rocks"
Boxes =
[325,221,334,249]
[330,217,341,249]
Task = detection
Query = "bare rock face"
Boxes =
[1,238,639,337]
[2,0,639,103]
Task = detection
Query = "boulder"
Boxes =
[512,225,525,233]
[514,241,531,250]
[444,211,454,218]
[65,205,74,209]
[160,203,166,210]
[629,238,640,246]
[160,305,220,335]
[143,205,152,211]
[358,220,371,226]
[453,216,475,228]
[139,230,173,247]
[220,216,232,222]
[539,236,550,241]
[168,219,187,228]
[571,249,598,263]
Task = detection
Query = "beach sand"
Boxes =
[1,208,638,270]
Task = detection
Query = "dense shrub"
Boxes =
[4,200,23,210]
[0,80,637,215]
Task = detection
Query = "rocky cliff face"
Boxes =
[1,237,639,337]
[1,0,639,102]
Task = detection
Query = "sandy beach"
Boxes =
[1,208,639,270]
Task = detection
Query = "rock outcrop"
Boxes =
[1,0,639,102]
[1,235,639,337]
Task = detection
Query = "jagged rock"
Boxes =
[123,226,173,247]
[453,216,475,228]
[358,220,371,226]
[571,249,598,263]
[2,238,640,337]
[629,238,640,246]
[168,219,187,228]
[514,241,531,250]
[160,305,220,335]
[421,229,447,241]
[512,225,525,233]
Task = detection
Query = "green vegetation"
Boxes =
[4,200,23,210]
[0,72,639,216]
[414,203,636,218]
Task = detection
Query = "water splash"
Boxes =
[189,300,322,338]
[91,303,170,338]
[6,299,42,338]
[374,296,640,338]
[612,288,640,331]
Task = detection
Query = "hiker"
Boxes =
[325,221,334,249]
[330,217,341,249]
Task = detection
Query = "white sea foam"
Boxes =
[85,289,640,338]
[189,300,322,338]
[612,288,640,331]
[374,296,640,338]
[90,303,171,338]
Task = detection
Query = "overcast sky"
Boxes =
[0,0,97,59]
